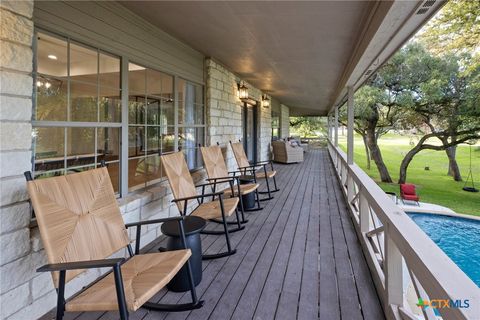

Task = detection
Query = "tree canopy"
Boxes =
[418,0,480,55]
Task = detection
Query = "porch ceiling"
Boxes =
[120,1,443,116]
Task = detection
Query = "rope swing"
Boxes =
[463,144,479,193]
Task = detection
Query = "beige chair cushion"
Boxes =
[66,250,191,312]
[26,168,130,286]
[191,197,239,220]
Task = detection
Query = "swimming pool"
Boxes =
[407,213,480,288]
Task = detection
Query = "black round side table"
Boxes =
[161,216,206,292]
[238,175,256,209]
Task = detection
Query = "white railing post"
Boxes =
[359,188,370,233]
[385,230,404,313]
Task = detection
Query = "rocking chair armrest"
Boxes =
[172,191,224,203]
[37,258,125,272]
[228,168,256,174]
[125,216,184,228]
[206,176,237,183]
[249,160,271,166]
[238,164,263,170]
[195,180,233,188]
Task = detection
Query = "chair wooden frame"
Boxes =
[200,144,263,223]
[24,168,203,320]
[161,152,241,260]
[230,141,280,201]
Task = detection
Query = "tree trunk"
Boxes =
[361,134,371,170]
[366,128,392,183]
[446,145,462,181]
[398,145,423,184]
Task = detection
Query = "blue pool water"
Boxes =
[407,213,480,288]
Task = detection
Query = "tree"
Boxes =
[289,116,326,138]
[339,85,405,182]
[418,0,480,56]
[391,44,480,183]
[418,0,480,179]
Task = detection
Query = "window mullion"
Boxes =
[120,56,129,197]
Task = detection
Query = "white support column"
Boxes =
[385,231,404,311]
[346,86,355,203]
[327,114,330,141]
[347,86,354,165]
[334,106,339,147]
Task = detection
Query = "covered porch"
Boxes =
[2,1,478,320]
[39,149,384,320]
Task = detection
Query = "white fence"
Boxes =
[327,141,479,320]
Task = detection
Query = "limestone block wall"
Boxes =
[0,1,36,318]
[0,3,203,316]
[280,104,290,138]
[205,58,271,168]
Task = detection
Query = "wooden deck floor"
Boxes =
[42,149,384,320]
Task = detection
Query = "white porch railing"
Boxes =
[327,140,479,320]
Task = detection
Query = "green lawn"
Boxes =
[338,134,480,216]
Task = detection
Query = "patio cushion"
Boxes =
[401,183,416,195]
[402,194,419,201]
[191,197,239,220]
[65,250,191,312]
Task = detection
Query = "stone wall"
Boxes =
[205,58,271,167]
[0,1,36,318]
[280,104,290,138]
[0,3,203,316]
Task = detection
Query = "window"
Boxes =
[178,78,205,170]
[32,31,205,196]
[128,63,175,191]
[271,110,280,140]
[33,31,121,191]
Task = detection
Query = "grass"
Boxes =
[338,134,480,216]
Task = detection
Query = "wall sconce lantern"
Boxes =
[262,94,270,108]
[238,81,249,100]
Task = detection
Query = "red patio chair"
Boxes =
[400,183,420,205]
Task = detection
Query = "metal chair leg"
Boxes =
[248,189,264,210]
[234,207,242,229]
[202,196,237,260]
[259,175,274,201]
[55,271,66,320]
[272,175,280,192]
[113,265,129,320]
[236,192,250,222]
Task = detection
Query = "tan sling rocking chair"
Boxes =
[161,152,241,259]
[230,141,280,201]
[24,167,203,320]
[200,144,263,222]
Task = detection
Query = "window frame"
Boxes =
[32,28,206,199]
